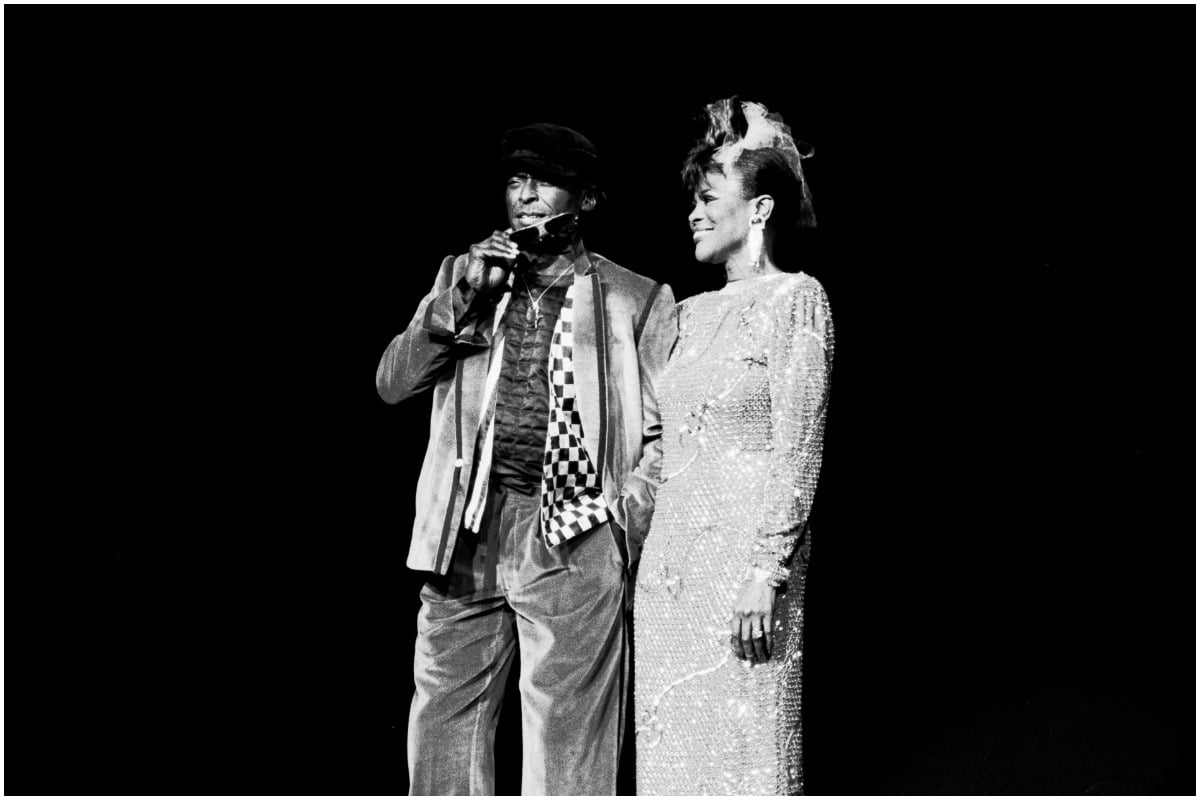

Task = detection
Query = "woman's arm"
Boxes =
[750,274,834,582]
[731,275,834,662]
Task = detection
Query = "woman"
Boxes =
[634,98,834,795]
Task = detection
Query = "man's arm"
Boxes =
[376,232,519,404]
[375,255,494,404]
[614,283,678,567]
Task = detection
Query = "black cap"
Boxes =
[500,123,600,190]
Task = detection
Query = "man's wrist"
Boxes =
[453,277,476,315]
[453,276,497,326]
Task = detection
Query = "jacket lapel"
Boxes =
[457,291,510,490]
[566,256,604,473]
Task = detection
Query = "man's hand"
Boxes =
[729,580,777,664]
[466,231,520,293]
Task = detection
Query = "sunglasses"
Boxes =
[507,212,579,249]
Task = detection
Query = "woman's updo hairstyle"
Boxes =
[682,97,817,232]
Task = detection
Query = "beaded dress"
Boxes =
[634,271,834,796]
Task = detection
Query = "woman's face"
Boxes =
[689,168,753,264]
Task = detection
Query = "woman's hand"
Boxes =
[730,580,776,663]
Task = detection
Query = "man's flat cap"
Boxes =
[500,123,600,189]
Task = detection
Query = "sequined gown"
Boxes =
[634,272,834,796]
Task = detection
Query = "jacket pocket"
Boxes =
[608,517,630,571]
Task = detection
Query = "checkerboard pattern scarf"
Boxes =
[541,287,610,546]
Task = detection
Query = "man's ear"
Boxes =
[580,191,598,212]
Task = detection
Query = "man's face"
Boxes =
[506,173,583,230]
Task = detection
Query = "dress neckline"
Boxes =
[719,271,790,294]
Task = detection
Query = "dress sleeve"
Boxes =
[746,276,835,586]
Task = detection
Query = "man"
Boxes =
[376,123,677,795]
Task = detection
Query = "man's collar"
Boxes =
[520,239,593,277]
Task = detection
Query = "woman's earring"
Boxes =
[747,216,765,272]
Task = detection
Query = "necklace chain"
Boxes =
[520,264,574,329]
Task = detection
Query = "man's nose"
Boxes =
[518,179,540,203]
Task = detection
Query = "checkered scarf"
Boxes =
[540,285,611,546]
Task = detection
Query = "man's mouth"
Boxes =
[692,228,714,242]
[514,211,551,228]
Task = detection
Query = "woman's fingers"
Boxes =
[740,616,759,663]
[732,613,777,663]
[750,617,769,662]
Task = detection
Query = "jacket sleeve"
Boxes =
[375,254,498,405]
[747,277,835,586]
[614,282,678,568]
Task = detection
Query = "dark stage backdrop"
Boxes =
[8,8,1194,796]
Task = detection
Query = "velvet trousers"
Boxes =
[407,482,629,795]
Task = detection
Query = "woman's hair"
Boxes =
[682,98,817,231]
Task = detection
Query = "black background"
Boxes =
[7,7,1195,796]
